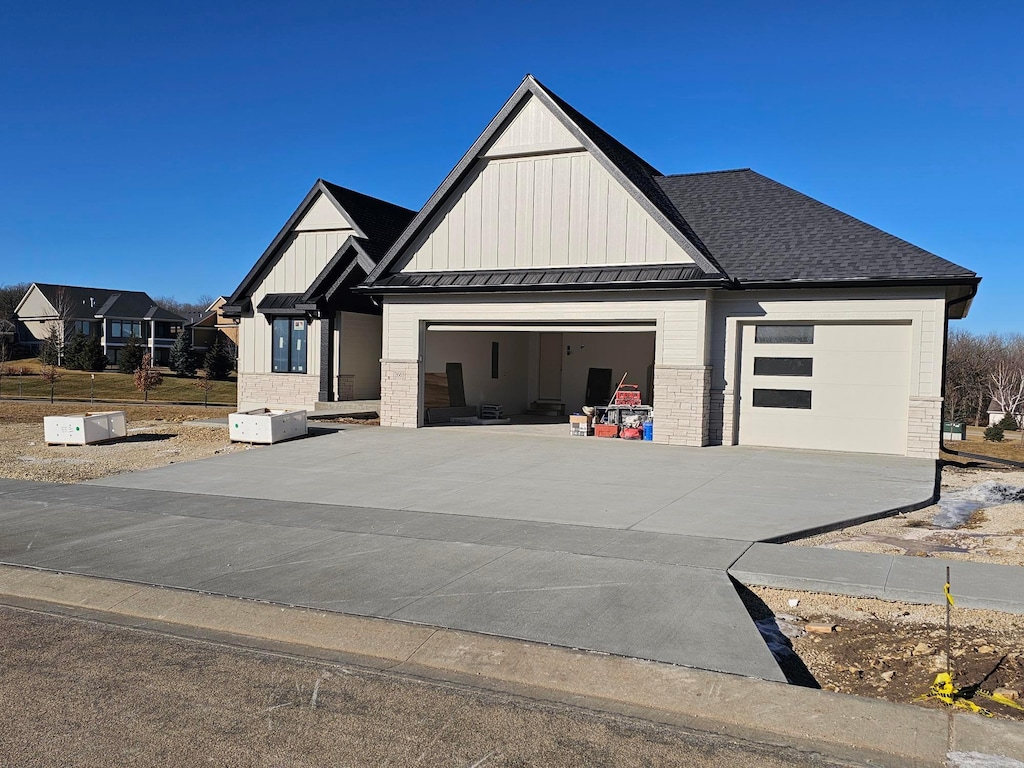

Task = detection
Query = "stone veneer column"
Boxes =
[906,396,943,459]
[652,365,711,446]
[379,359,420,428]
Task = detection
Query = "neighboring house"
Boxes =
[350,75,978,459]
[188,297,239,360]
[14,283,187,366]
[223,181,416,411]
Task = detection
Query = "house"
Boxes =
[14,283,188,366]
[188,297,239,360]
[222,181,416,411]
[230,75,979,459]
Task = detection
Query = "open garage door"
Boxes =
[423,323,655,423]
[738,322,911,455]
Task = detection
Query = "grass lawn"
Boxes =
[0,357,236,406]
[943,432,1024,465]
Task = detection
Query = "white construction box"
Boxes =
[229,408,307,444]
[44,411,128,445]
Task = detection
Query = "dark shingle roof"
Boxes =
[32,284,185,321]
[320,181,416,251]
[656,170,976,283]
[372,264,715,292]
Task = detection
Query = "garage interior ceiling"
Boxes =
[426,323,656,333]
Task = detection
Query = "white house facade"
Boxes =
[358,76,978,459]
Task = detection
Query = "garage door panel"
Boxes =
[739,323,911,455]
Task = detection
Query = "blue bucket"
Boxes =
[643,421,653,441]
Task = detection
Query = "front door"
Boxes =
[538,332,563,400]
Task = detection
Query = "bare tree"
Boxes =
[945,329,1001,425]
[988,334,1024,443]
[133,352,164,403]
[192,368,215,407]
[46,287,78,368]
[39,364,61,404]
[0,282,31,321]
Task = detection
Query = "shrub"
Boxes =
[984,424,1005,442]
[133,352,163,402]
[997,413,1020,431]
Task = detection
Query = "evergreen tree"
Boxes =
[39,325,61,366]
[203,335,234,380]
[169,329,196,377]
[117,335,145,374]
[78,334,108,371]
[64,331,88,370]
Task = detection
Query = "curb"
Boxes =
[1,564,1022,766]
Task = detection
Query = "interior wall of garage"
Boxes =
[560,332,655,414]
[424,331,530,413]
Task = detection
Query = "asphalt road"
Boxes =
[0,606,864,768]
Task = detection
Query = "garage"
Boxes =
[422,323,656,424]
[738,322,912,455]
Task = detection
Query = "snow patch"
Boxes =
[947,751,1024,768]
[934,481,1024,528]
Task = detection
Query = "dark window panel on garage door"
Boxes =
[752,389,812,409]
[753,357,813,376]
[754,325,814,344]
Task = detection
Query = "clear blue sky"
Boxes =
[1,1,1020,332]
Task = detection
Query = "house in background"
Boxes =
[187,297,239,361]
[352,75,978,459]
[14,283,187,366]
[223,180,415,411]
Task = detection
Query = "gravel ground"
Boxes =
[793,466,1024,567]
[746,586,1024,721]
[0,606,855,768]
[0,413,240,484]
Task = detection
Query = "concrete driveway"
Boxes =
[92,425,936,542]
[1,427,937,683]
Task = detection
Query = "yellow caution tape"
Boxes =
[982,691,1024,712]
[916,672,993,717]
[944,582,955,606]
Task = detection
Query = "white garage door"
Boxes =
[738,323,912,455]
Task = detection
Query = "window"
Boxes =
[272,317,307,373]
[110,320,142,338]
[72,320,93,336]
[754,325,814,344]
[752,389,812,409]
[753,357,813,377]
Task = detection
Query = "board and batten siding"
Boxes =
[481,94,584,157]
[238,229,353,377]
[398,151,694,273]
[382,292,707,367]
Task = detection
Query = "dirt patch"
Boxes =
[794,465,1024,567]
[746,586,1024,721]
[0,402,238,483]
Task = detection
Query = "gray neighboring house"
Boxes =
[354,75,980,459]
[14,283,187,366]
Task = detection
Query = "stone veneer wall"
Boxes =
[380,359,420,428]
[652,365,711,446]
[906,396,943,459]
[237,373,320,411]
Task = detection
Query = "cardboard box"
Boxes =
[568,414,593,425]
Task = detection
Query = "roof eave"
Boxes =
[355,278,729,295]
[730,275,981,290]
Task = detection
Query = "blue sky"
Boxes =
[1,1,1020,332]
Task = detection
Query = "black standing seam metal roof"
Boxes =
[371,264,715,292]
[255,293,303,314]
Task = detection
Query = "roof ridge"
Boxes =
[657,168,753,179]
